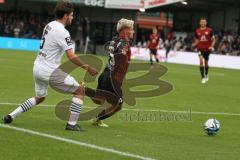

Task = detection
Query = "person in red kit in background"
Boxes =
[90,18,134,127]
[192,18,216,84]
[148,28,160,66]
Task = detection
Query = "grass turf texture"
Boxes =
[0,49,240,160]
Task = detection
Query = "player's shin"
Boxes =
[205,66,209,76]
[200,66,205,78]
[150,58,153,65]
[155,56,159,63]
[96,110,110,121]
[68,97,83,125]
[96,104,122,121]
[150,54,153,65]
[9,97,37,119]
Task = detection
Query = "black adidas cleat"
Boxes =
[3,115,13,124]
[65,123,86,132]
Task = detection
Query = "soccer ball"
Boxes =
[203,119,220,136]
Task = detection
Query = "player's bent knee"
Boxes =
[92,98,104,105]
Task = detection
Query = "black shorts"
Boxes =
[150,49,157,55]
[97,68,123,101]
[198,51,210,61]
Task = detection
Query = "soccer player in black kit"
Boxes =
[91,18,134,127]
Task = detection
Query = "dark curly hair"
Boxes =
[54,0,74,19]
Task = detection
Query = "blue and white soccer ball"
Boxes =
[203,119,220,136]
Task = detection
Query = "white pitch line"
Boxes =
[0,124,156,160]
[1,102,240,116]
[0,102,58,107]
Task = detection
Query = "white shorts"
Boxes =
[33,64,80,97]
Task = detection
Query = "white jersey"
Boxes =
[33,21,79,97]
[34,21,74,71]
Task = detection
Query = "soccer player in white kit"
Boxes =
[3,1,98,131]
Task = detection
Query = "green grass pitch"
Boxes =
[0,49,240,160]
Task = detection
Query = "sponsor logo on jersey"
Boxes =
[65,37,73,46]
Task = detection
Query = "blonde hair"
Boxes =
[117,18,134,33]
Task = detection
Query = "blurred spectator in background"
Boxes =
[232,36,240,56]
[164,37,172,61]
[82,17,90,46]
[13,23,21,38]
[71,19,83,51]
[183,33,194,51]
[0,10,240,56]
[174,37,183,51]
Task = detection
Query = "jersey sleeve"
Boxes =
[58,31,74,51]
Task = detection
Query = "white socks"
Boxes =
[9,97,37,119]
[68,97,83,126]
[9,97,83,126]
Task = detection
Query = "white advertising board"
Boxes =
[105,0,143,10]
[144,0,183,9]
[131,47,240,70]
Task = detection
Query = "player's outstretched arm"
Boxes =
[66,49,98,76]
